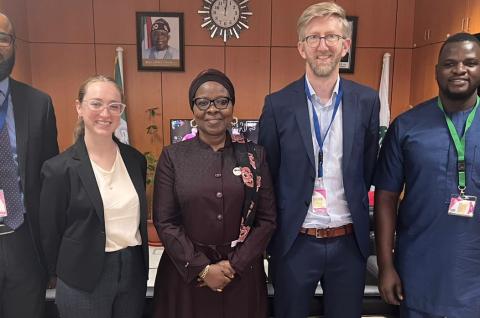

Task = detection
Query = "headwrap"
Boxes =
[188,69,235,110]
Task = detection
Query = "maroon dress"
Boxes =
[152,136,276,318]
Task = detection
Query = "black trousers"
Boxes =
[0,219,46,318]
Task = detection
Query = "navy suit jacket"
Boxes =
[11,78,59,270]
[258,76,379,260]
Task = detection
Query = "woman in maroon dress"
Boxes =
[152,69,276,318]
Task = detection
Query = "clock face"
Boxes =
[198,0,252,42]
[211,0,240,28]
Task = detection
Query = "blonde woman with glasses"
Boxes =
[39,75,149,318]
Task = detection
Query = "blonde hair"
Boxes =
[297,2,351,41]
[73,75,124,141]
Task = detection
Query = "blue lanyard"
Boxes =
[0,81,10,131]
[304,78,343,178]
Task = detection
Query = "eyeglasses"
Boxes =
[0,32,15,47]
[192,97,232,111]
[83,99,126,115]
[303,34,345,48]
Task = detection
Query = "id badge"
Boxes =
[448,194,476,218]
[0,190,7,217]
[312,178,327,215]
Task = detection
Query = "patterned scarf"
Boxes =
[231,134,261,247]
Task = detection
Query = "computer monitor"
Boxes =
[170,119,259,144]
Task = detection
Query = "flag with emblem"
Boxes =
[114,46,129,144]
[379,52,391,146]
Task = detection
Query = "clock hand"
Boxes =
[224,0,227,16]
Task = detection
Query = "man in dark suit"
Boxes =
[258,2,379,317]
[0,13,58,318]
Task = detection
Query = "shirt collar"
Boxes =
[0,77,9,97]
[305,74,340,107]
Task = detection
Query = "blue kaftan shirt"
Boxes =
[375,97,480,317]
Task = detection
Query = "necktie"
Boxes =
[0,92,24,230]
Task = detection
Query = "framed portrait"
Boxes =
[136,12,184,71]
[170,119,259,144]
[340,16,358,73]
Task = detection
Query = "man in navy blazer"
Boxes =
[258,3,379,317]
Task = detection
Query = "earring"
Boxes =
[231,116,238,127]
[190,119,198,128]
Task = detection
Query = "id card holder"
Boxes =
[312,178,327,215]
[0,190,7,217]
[448,194,476,218]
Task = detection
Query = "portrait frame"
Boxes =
[339,16,358,74]
[136,12,185,71]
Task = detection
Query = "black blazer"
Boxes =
[39,136,148,292]
[10,78,59,268]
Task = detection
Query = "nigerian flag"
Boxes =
[114,47,129,144]
[379,52,391,146]
[368,53,391,202]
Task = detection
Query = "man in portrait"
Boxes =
[142,18,179,60]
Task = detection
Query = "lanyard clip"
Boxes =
[457,160,466,172]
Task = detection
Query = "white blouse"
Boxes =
[90,148,142,252]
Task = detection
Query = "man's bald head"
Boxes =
[0,13,14,36]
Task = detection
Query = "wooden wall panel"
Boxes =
[26,0,94,43]
[225,47,270,119]
[94,0,159,45]
[226,0,272,47]
[30,43,96,150]
[271,0,319,47]
[342,48,393,90]
[336,0,397,47]
[395,0,414,48]
[162,46,224,145]
[160,0,224,46]
[12,39,32,84]
[95,44,163,154]
[270,47,304,93]
[0,0,29,40]
[467,0,480,34]
[410,43,441,106]
[391,49,412,119]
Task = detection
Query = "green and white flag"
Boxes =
[369,53,392,202]
[114,46,129,144]
[379,52,391,146]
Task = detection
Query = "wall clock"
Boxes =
[198,0,252,42]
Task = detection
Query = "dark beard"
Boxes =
[0,51,15,81]
[442,86,478,101]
